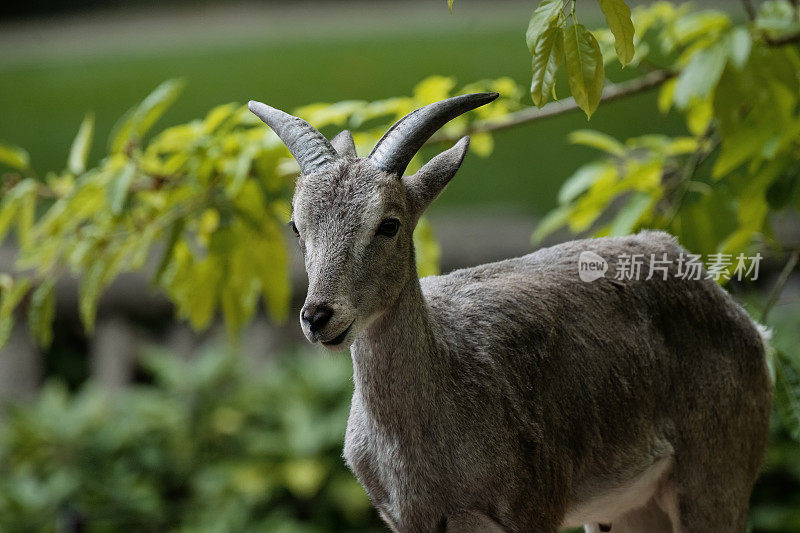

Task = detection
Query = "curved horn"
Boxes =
[368,92,499,177]
[248,100,338,175]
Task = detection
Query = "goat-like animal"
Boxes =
[249,94,772,533]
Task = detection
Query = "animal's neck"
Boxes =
[351,271,447,424]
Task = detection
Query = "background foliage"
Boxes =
[0,347,381,532]
[0,75,521,344]
[1,0,800,531]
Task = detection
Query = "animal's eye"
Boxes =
[289,220,300,238]
[377,218,400,237]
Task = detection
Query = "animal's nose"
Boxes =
[302,304,333,333]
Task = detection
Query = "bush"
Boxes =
[0,346,383,532]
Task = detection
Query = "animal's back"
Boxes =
[420,230,772,530]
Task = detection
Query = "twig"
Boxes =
[742,0,757,21]
[427,70,676,145]
[663,127,719,226]
[764,32,800,46]
[762,250,800,322]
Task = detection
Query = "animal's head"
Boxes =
[248,93,497,350]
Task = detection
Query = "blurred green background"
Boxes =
[0,1,798,531]
[0,1,685,215]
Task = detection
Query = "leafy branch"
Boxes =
[0,75,521,347]
[429,69,674,144]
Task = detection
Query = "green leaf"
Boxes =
[531,22,564,107]
[0,277,31,348]
[668,10,731,50]
[532,205,571,243]
[153,219,186,287]
[728,27,752,70]
[0,143,30,170]
[185,257,223,330]
[767,168,800,210]
[568,129,625,156]
[414,217,441,278]
[0,179,38,249]
[110,79,185,153]
[28,278,56,349]
[15,181,37,250]
[775,350,800,442]
[558,161,616,204]
[674,39,729,109]
[609,192,653,236]
[712,51,798,177]
[756,0,800,35]
[526,0,564,52]
[68,113,94,175]
[564,22,605,118]
[108,161,136,215]
[598,0,635,66]
[657,78,676,114]
[79,260,105,332]
[0,201,18,247]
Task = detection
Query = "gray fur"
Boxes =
[254,98,772,533]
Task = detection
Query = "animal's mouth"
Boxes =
[321,322,353,347]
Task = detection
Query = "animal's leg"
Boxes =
[667,419,765,532]
[662,445,757,533]
[666,476,751,532]
[446,510,507,532]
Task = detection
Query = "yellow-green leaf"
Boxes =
[469,132,494,157]
[414,217,441,277]
[674,40,728,109]
[598,0,636,66]
[558,161,617,204]
[526,0,564,52]
[657,78,676,114]
[0,277,31,348]
[0,143,30,170]
[28,278,56,349]
[728,27,752,70]
[568,129,625,156]
[68,113,94,175]
[16,184,37,250]
[108,161,136,215]
[532,205,571,243]
[110,79,185,153]
[609,191,654,236]
[0,201,17,246]
[79,260,106,332]
[531,22,564,107]
[153,219,186,287]
[775,350,800,442]
[564,22,605,118]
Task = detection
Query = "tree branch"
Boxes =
[742,0,757,21]
[764,32,800,46]
[762,250,800,323]
[427,70,676,145]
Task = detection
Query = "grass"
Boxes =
[0,3,686,216]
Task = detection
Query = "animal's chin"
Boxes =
[320,322,354,350]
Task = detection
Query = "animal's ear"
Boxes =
[331,130,357,158]
[403,136,469,217]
